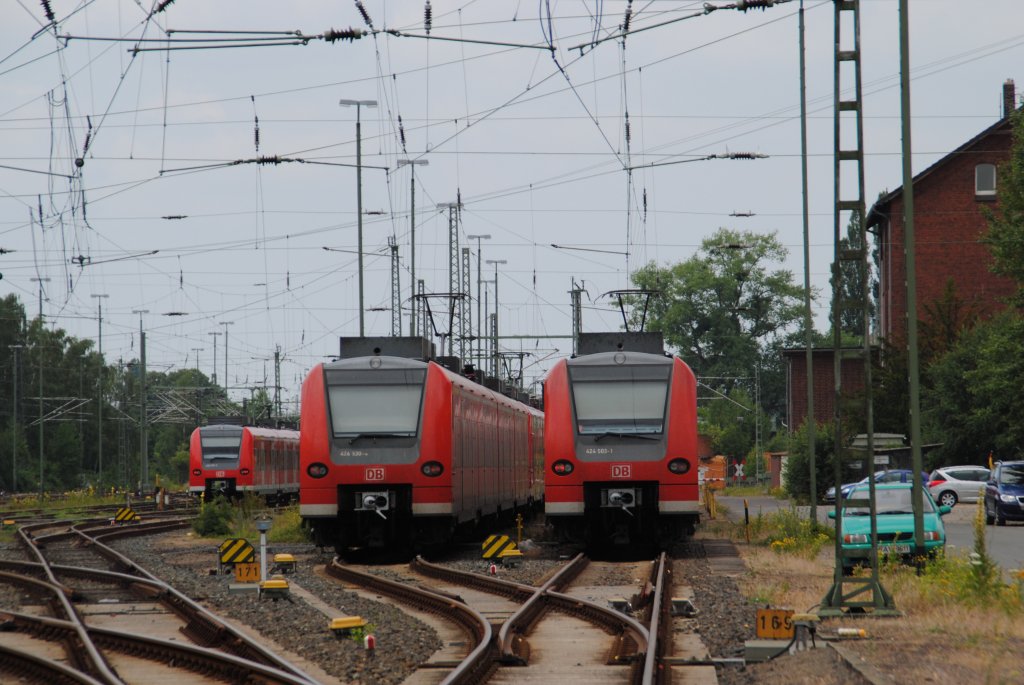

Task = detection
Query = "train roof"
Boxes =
[197,424,298,439]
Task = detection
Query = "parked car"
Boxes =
[830,482,950,573]
[824,469,922,504]
[927,465,990,507]
[984,461,1024,526]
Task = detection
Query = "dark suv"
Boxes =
[984,461,1024,526]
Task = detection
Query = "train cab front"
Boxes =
[545,351,699,548]
[193,424,244,501]
[304,355,438,554]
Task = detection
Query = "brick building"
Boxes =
[866,79,1020,343]
[783,348,867,431]
[784,80,1019,432]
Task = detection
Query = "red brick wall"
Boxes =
[785,349,867,429]
[878,125,1016,342]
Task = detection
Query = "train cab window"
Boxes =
[325,368,426,439]
[200,427,243,464]
[569,364,670,436]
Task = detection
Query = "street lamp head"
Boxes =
[486,259,508,266]
[397,158,429,168]
[90,293,109,299]
[339,99,377,108]
[468,234,492,240]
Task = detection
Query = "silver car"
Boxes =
[928,465,990,507]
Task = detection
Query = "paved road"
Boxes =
[714,495,1024,576]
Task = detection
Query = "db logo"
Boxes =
[215,471,225,477]
[365,467,385,481]
[611,464,632,479]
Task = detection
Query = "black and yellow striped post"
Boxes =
[114,507,139,524]
[218,538,255,574]
[482,534,523,565]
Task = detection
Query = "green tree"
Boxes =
[830,209,877,338]
[923,312,1022,463]
[985,109,1024,298]
[629,228,807,423]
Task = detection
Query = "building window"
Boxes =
[976,163,997,199]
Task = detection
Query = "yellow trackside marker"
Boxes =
[330,616,368,635]
[482,534,519,559]
[235,562,260,583]
[755,608,795,640]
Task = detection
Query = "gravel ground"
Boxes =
[1,527,850,685]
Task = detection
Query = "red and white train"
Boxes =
[188,424,301,504]
[543,333,701,547]
[299,342,544,554]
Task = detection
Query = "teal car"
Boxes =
[829,483,950,571]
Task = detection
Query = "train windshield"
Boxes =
[570,364,671,435]
[201,428,243,463]
[326,368,426,438]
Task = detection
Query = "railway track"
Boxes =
[326,550,716,684]
[0,515,319,685]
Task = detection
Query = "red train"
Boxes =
[188,424,301,504]
[299,343,544,554]
[543,333,701,547]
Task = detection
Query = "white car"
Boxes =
[928,465,990,507]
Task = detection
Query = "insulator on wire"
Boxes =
[736,0,774,12]
[355,1,373,29]
[643,188,648,221]
[424,1,433,35]
[622,0,633,33]
[398,115,407,151]
[254,116,260,152]
[40,0,55,22]
[153,0,176,15]
[624,112,631,144]
[322,27,364,43]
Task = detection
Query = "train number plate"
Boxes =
[365,467,385,481]
[611,464,632,479]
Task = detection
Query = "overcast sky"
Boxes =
[1,0,1022,406]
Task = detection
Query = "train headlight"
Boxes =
[240,468,251,476]
[552,460,574,476]
[667,459,691,475]
[192,469,202,476]
[421,461,444,477]
[307,462,329,478]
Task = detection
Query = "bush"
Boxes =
[191,496,234,537]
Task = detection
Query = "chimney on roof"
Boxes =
[1004,79,1017,118]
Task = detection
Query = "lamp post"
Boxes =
[467,235,491,372]
[30,276,50,497]
[132,309,149,491]
[8,344,22,492]
[208,331,222,384]
[398,159,429,337]
[220,321,234,397]
[339,98,378,336]
[91,294,109,479]
[485,260,507,380]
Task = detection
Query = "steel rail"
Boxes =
[0,611,316,685]
[0,641,108,685]
[414,554,648,667]
[327,559,496,685]
[639,552,669,684]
